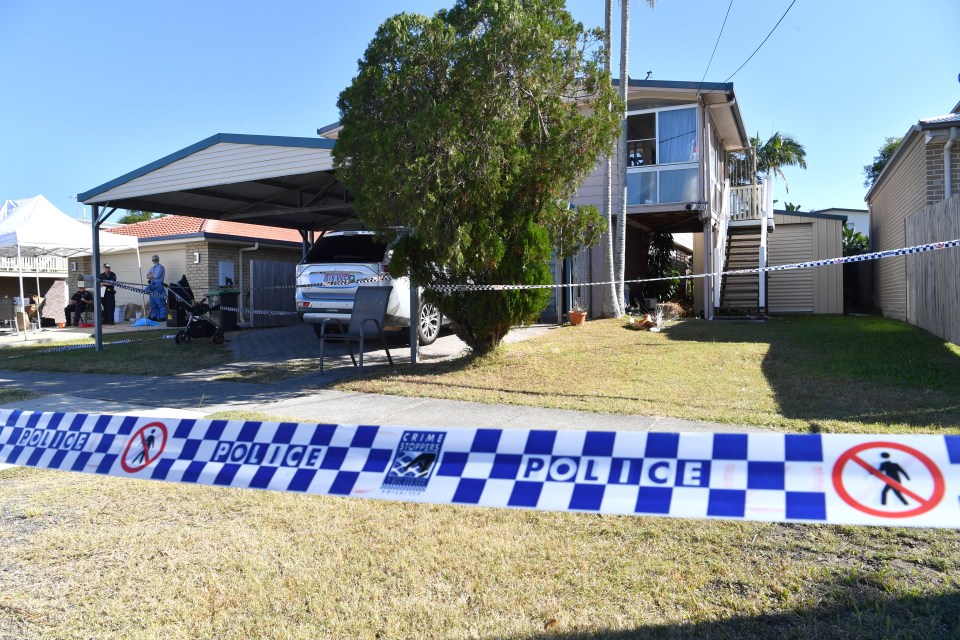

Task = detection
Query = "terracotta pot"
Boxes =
[568,310,586,326]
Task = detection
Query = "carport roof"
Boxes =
[78,133,359,232]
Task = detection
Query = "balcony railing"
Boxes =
[729,184,766,221]
[0,256,69,274]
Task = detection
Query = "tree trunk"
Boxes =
[602,0,620,317]
[615,0,630,316]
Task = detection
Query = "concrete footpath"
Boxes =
[0,323,762,434]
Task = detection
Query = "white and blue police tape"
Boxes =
[427,238,960,292]
[3,410,958,528]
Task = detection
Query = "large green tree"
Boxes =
[334,0,621,353]
[863,136,902,188]
[117,210,156,224]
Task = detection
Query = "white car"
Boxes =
[295,230,444,345]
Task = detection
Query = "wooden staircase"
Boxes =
[719,228,762,313]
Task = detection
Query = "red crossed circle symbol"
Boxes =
[832,442,945,518]
[120,422,168,473]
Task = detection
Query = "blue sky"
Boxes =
[1,0,957,222]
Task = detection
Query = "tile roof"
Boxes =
[109,215,301,244]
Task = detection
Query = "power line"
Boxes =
[723,0,798,83]
[698,0,734,92]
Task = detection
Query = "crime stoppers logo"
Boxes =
[382,430,446,493]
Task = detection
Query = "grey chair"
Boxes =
[319,286,394,374]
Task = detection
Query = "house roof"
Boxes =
[919,112,960,127]
[109,214,302,246]
[866,102,960,202]
[318,79,750,149]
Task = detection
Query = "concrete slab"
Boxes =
[0,394,209,420]
[238,389,763,434]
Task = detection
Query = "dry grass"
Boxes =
[334,315,960,435]
[0,388,35,405]
[3,315,960,638]
[0,331,234,376]
[1,466,957,640]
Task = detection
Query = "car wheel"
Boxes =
[417,302,442,346]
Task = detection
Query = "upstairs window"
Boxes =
[625,105,699,205]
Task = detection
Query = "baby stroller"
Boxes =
[166,277,225,345]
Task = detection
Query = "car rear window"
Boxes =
[303,234,388,264]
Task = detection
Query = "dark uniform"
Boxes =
[100,264,117,324]
[64,288,93,326]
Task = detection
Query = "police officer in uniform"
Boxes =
[100,263,118,325]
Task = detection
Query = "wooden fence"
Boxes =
[905,195,960,345]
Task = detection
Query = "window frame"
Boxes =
[625,103,700,205]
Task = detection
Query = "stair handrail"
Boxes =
[714,179,731,309]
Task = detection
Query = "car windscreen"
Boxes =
[303,234,388,264]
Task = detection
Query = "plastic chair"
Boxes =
[318,286,394,374]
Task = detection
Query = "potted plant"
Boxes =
[568,299,587,326]
[542,202,607,327]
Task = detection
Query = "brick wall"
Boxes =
[926,142,960,204]
[187,242,301,305]
[0,278,68,323]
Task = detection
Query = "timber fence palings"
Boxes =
[906,195,960,345]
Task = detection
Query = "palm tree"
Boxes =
[602,0,620,317]
[752,132,807,192]
[613,0,654,316]
[614,0,631,316]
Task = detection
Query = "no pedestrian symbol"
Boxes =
[832,442,945,518]
[121,422,168,473]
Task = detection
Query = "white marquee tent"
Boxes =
[0,195,139,335]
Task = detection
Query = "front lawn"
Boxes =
[334,315,960,434]
[2,315,958,639]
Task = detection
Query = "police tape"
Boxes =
[113,236,960,295]
[3,410,958,528]
[427,237,960,292]
[97,236,960,314]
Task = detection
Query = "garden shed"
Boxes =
[766,210,845,314]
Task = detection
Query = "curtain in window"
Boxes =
[658,108,697,164]
[659,168,699,203]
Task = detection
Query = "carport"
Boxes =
[78,133,421,361]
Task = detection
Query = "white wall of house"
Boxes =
[817,208,869,237]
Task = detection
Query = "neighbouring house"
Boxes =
[865,100,960,325]
[816,207,869,237]
[77,215,304,326]
[0,196,138,327]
